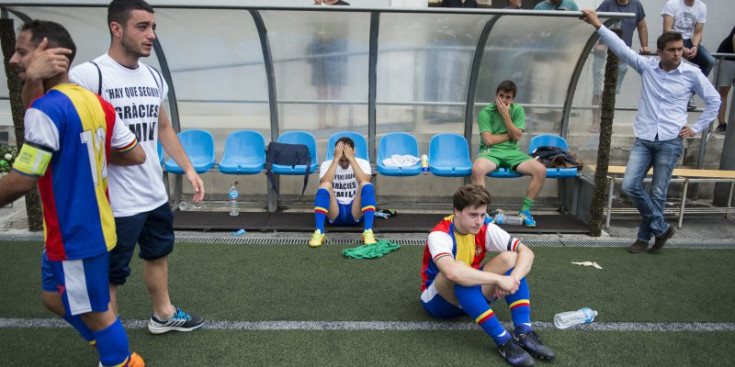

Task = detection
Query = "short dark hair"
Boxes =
[453,184,491,211]
[657,31,683,51]
[20,20,76,64]
[108,0,154,30]
[496,80,517,98]
[335,136,354,149]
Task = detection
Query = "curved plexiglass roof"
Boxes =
[0,4,630,202]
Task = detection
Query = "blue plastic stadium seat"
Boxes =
[326,131,369,161]
[164,129,215,174]
[377,132,421,176]
[428,133,472,177]
[272,131,318,175]
[529,134,569,153]
[218,130,266,175]
[488,167,523,178]
[528,134,577,178]
[157,141,164,166]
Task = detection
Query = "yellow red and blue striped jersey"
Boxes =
[18,83,138,261]
[421,215,521,291]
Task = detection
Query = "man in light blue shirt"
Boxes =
[581,9,720,254]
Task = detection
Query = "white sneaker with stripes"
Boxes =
[148,305,204,334]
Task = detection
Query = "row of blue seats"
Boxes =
[161,130,577,179]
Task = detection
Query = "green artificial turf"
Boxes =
[1,240,734,366]
[2,328,734,367]
[2,241,733,323]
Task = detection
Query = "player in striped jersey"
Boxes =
[420,185,554,366]
[0,20,145,367]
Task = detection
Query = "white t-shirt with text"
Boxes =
[70,54,169,217]
[319,158,371,205]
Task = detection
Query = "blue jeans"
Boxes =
[684,39,715,77]
[621,137,683,242]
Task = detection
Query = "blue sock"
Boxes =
[360,184,376,230]
[92,318,130,367]
[504,268,532,334]
[314,188,330,233]
[63,314,96,345]
[454,284,510,346]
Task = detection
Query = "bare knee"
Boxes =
[530,162,547,179]
[494,251,518,272]
[319,181,333,190]
[472,159,495,184]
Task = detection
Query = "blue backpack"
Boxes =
[265,142,311,199]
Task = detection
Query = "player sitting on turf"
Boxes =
[470,80,547,228]
[310,136,376,247]
[420,184,554,367]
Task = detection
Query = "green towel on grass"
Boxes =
[342,240,401,259]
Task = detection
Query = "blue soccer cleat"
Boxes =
[518,210,536,228]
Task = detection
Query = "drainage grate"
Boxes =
[2,233,734,249]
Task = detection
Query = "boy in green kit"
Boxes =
[471,80,547,227]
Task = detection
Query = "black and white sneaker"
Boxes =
[513,330,555,360]
[148,305,204,334]
[497,338,535,366]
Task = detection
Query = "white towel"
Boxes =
[382,155,420,167]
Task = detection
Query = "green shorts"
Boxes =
[477,148,532,172]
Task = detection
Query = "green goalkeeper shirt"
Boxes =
[477,102,525,152]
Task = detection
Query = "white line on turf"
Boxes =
[1,318,734,332]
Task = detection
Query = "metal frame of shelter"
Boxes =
[1,4,647,212]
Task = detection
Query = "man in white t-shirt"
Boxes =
[23,0,205,334]
[420,185,553,367]
[309,136,377,247]
[662,0,715,78]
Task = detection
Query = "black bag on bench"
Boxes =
[265,142,312,199]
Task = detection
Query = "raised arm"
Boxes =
[343,145,371,183]
[496,96,523,141]
[20,38,72,107]
[581,9,647,73]
[320,143,342,184]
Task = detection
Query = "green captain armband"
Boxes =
[13,144,52,177]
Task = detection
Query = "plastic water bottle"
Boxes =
[420,154,429,174]
[553,307,598,329]
[228,181,239,217]
[494,213,523,226]
[179,201,205,211]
